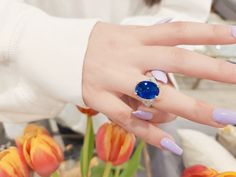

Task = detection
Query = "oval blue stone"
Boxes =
[135,81,159,99]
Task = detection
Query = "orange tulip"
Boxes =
[96,123,136,166]
[216,172,236,177]
[77,106,98,116]
[23,124,49,135]
[0,147,29,177]
[16,124,64,177]
[182,165,218,177]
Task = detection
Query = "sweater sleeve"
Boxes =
[0,0,98,123]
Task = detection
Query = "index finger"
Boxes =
[136,22,236,45]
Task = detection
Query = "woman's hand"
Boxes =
[82,22,236,153]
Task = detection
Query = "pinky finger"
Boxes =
[93,92,183,155]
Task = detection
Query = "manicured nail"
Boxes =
[213,109,236,125]
[160,138,183,155]
[155,17,173,25]
[151,70,168,84]
[227,59,236,64]
[231,26,236,38]
[132,110,153,120]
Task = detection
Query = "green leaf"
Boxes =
[120,140,145,177]
[91,164,105,177]
[91,163,114,177]
[80,117,95,177]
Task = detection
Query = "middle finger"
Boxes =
[133,46,236,84]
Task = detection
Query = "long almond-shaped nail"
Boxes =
[160,138,183,155]
[227,59,236,64]
[132,110,153,120]
[213,109,236,125]
[232,26,236,38]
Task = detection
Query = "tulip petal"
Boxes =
[22,136,34,169]
[24,124,49,135]
[182,165,218,177]
[0,147,29,177]
[0,161,15,177]
[216,172,236,177]
[109,125,122,162]
[113,133,135,166]
[39,134,64,162]
[30,138,60,176]
[96,123,112,162]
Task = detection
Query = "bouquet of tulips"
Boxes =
[0,107,144,177]
[0,124,64,177]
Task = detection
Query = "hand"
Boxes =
[82,22,236,153]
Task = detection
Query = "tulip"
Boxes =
[77,106,98,116]
[216,172,236,177]
[182,165,218,177]
[0,147,29,177]
[16,124,64,177]
[23,124,49,135]
[96,123,136,166]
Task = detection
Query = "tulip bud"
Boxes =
[0,147,29,177]
[182,165,218,177]
[16,124,64,177]
[23,124,49,135]
[96,123,136,166]
[216,172,236,177]
[77,106,98,116]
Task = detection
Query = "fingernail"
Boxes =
[227,59,236,64]
[151,70,168,84]
[160,138,183,155]
[132,110,153,120]
[213,109,236,125]
[231,26,236,38]
[155,17,173,25]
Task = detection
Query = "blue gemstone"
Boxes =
[135,81,159,99]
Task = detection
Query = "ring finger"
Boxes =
[117,74,236,127]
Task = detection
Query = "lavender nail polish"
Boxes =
[151,70,168,84]
[213,109,236,125]
[132,110,153,121]
[231,26,236,38]
[160,138,183,156]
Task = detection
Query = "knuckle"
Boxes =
[210,25,221,37]
[142,130,152,144]
[193,100,209,123]
[113,110,131,126]
[218,60,236,81]
[171,22,188,35]
[167,48,188,71]
[207,25,221,43]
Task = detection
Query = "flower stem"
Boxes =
[114,166,121,177]
[103,162,112,177]
[81,116,94,177]
[50,171,60,177]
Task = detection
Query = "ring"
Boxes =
[135,77,160,107]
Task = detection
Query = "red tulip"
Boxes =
[96,123,136,166]
[16,124,64,177]
[77,106,98,116]
[0,147,29,177]
[182,165,218,177]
